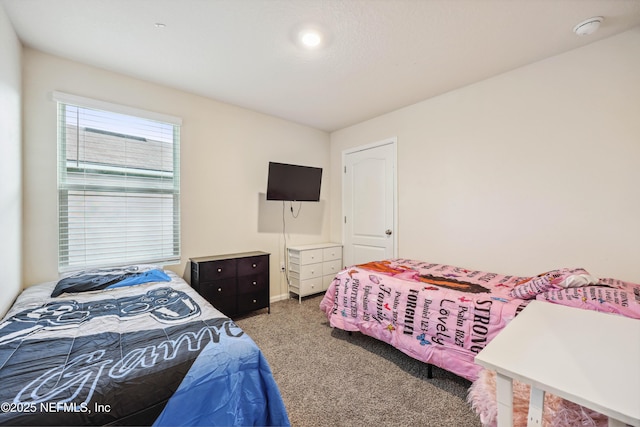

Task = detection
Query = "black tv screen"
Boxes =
[266,162,322,201]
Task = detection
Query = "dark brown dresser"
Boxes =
[189,251,270,317]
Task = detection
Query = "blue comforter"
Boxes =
[0,272,289,426]
[155,333,289,426]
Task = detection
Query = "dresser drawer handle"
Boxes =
[252,263,257,268]
[217,268,222,273]
[252,281,257,286]
[218,288,222,292]
[252,299,257,303]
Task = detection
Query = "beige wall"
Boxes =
[330,28,640,283]
[22,48,331,300]
[0,4,22,316]
[14,23,640,314]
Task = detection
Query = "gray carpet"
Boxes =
[235,294,483,427]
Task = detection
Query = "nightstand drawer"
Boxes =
[323,259,342,276]
[299,277,323,295]
[200,279,237,315]
[198,259,237,280]
[298,263,323,280]
[238,255,268,276]
[200,279,236,300]
[238,274,268,294]
[298,249,323,264]
[238,292,269,314]
[323,246,342,261]
[289,276,323,296]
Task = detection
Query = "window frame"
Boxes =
[54,91,182,273]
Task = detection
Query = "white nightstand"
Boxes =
[287,243,343,302]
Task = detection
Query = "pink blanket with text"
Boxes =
[319,259,640,381]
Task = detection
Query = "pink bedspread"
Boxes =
[319,259,640,381]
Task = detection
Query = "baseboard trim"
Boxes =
[270,292,290,303]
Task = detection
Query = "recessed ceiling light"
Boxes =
[291,24,330,51]
[295,26,324,49]
[300,30,322,48]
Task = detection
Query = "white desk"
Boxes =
[475,300,640,427]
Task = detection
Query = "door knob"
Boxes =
[385,229,392,236]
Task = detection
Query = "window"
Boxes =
[55,92,181,272]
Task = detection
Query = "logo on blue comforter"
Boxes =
[0,287,200,345]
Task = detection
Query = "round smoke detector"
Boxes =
[573,16,604,36]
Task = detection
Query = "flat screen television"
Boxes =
[266,162,322,202]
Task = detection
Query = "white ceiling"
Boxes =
[3,0,640,132]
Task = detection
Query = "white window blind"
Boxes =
[55,92,181,272]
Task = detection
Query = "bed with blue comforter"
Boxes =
[0,265,289,426]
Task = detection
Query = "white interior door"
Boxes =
[343,138,396,266]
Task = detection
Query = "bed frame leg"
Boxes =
[427,363,433,379]
[348,331,352,336]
